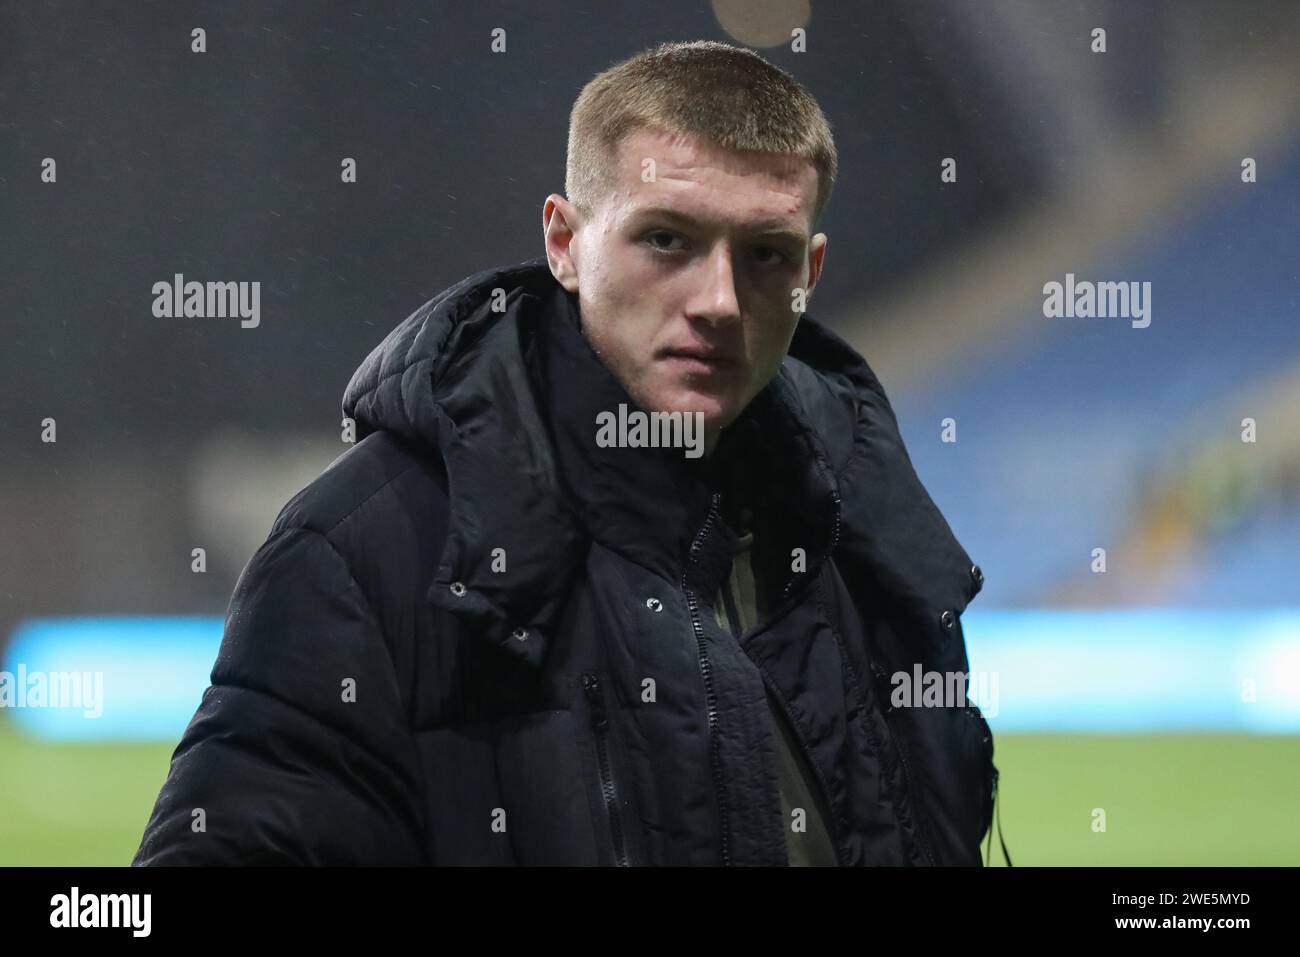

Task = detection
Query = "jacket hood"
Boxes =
[343,258,979,666]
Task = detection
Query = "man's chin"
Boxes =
[643,387,737,427]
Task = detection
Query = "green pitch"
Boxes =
[1,721,1296,865]
[982,733,1300,866]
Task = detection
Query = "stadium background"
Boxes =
[2,0,1297,865]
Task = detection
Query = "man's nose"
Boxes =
[686,244,742,327]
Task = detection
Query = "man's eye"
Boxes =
[753,245,788,267]
[645,230,686,253]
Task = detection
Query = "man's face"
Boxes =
[544,126,828,453]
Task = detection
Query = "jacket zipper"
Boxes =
[885,712,938,865]
[970,706,1011,866]
[681,490,731,865]
[692,484,842,865]
[581,672,630,867]
[869,660,938,865]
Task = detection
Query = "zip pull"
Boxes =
[982,768,1013,866]
[983,773,994,865]
[702,490,722,539]
[581,671,630,867]
[994,769,1012,866]
[582,673,608,730]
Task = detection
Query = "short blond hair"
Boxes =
[565,40,838,230]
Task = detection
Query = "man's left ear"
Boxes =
[806,232,828,296]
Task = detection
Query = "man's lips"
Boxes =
[658,347,738,370]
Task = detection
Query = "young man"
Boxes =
[135,40,998,866]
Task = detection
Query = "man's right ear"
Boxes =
[542,194,581,293]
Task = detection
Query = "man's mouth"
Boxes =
[658,347,737,374]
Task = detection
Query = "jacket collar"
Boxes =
[527,277,841,588]
[528,276,712,582]
[342,258,979,668]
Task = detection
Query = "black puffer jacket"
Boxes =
[133,257,998,866]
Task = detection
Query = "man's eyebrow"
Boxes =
[629,206,808,245]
